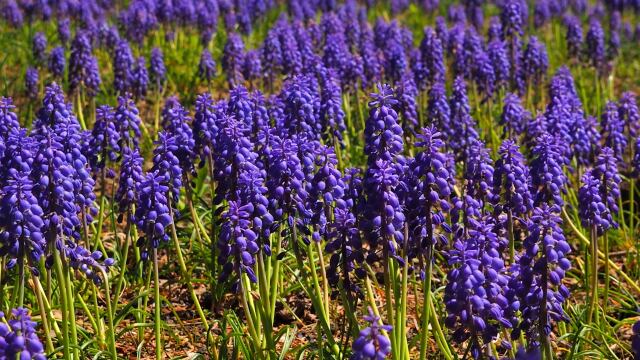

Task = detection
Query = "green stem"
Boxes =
[53,250,71,360]
[153,248,162,360]
[168,202,212,346]
[100,269,117,359]
[419,256,432,360]
[586,225,598,325]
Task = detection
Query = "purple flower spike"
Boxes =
[586,20,607,75]
[113,40,134,95]
[501,93,530,137]
[48,46,66,79]
[0,308,47,360]
[149,47,167,91]
[25,67,39,99]
[448,77,479,161]
[0,97,20,140]
[601,101,627,163]
[510,204,570,344]
[198,49,217,83]
[351,308,392,360]
[135,171,172,260]
[131,56,149,100]
[522,36,549,87]
[222,33,246,88]
[530,134,568,206]
[32,32,47,63]
[494,139,534,217]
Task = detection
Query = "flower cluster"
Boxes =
[0,308,46,360]
[351,308,392,360]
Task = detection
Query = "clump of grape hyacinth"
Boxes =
[351,308,392,360]
[0,308,46,360]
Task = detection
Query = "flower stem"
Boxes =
[153,248,162,360]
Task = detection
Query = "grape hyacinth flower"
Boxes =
[0,159,46,277]
[592,147,621,219]
[68,32,101,96]
[63,243,114,284]
[426,81,451,144]
[193,93,220,164]
[364,84,404,165]
[572,114,601,167]
[488,40,510,89]
[242,50,262,85]
[87,105,121,174]
[113,40,134,95]
[419,27,446,88]
[472,48,496,100]
[135,172,172,260]
[131,56,149,100]
[579,170,614,234]
[510,205,570,353]
[25,67,39,99]
[309,145,345,240]
[217,200,260,283]
[410,126,453,250]
[501,93,530,138]
[585,20,607,75]
[115,94,142,150]
[115,148,144,219]
[222,33,245,88]
[530,134,567,206]
[198,49,217,84]
[0,308,46,360]
[325,167,364,293]
[564,15,583,61]
[522,36,549,87]
[32,32,47,63]
[149,47,167,91]
[351,308,392,360]
[448,77,479,161]
[318,67,346,145]
[601,101,627,163]
[395,73,418,136]
[0,97,20,140]
[152,131,184,204]
[619,91,640,139]
[48,46,66,79]
[444,218,512,359]
[494,139,534,217]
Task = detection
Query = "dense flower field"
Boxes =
[1,0,640,359]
